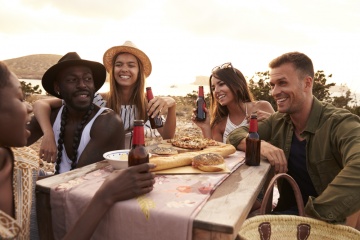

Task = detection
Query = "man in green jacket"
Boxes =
[228,52,360,223]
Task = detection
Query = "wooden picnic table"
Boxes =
[36,152,272,240]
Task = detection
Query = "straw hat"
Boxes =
[42,52,106,99]
[103,41,152,77]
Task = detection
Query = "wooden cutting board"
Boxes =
[147,141,236,172]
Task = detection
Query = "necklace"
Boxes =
[55,104,94,174]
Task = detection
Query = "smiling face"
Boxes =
[113,53,140,88]
[0,72,33,147]
[269,63,308,114]
[210,76,235,106]
[55,65,95,111]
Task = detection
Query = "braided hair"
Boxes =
[55,104,95,174]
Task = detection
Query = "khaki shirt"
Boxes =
[227,97,360,223]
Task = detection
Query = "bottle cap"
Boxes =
[134,120,144,126]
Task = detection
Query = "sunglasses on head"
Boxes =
[212,62,236,74]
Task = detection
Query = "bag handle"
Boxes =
[259,173,305,216]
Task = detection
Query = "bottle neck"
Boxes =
[249,118,258,132]
[146,88,154,101]
[132,125,145,146]
[198,86,204,97]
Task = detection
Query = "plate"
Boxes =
[103,149,130,169]
[103,149,152,169]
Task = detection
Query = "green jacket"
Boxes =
[227,97,360,223]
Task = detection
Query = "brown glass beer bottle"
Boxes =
[128,120,149,167]
[195,86,206,121]
[245,113,261,166]
[146,87,163,129]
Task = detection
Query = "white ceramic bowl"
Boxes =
[103,149,130,169]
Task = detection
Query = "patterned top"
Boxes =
[222,103,248,143]
[0,147,39,239]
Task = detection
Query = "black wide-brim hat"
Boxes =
[42,52,106,99]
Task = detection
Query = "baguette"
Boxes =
[150,143,236,171]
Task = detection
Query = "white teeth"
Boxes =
[277,98,287,103]
[120,75,130,79]
[218,95,225,99]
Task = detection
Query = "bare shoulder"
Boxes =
[251,101,274,113]
[93,108,123,128]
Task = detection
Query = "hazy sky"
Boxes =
[1,0,359,94]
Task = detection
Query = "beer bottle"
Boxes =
[195,86,206,121]
[146,87,163,129]
[245,113,260,166]
[128,120,149,167]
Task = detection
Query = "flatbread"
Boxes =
[151,147,178,155]
[170,136,208,149]
[204,138,220,146]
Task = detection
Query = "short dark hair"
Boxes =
[269,52,314,79]
[0,61,11,88]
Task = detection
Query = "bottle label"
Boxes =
[196,98,206,121]
[245,137,261,166]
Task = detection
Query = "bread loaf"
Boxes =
[150,143,236,171]
[192,153,224,168]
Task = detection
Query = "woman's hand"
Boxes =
[191,107,213,139]
[147,96,176,118]
[191,106,210,128]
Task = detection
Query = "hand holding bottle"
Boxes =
[146,87,163,129]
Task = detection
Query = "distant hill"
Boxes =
[3,54,62,79]
[193,76,208,85]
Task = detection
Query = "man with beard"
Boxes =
[27,52,125,174]
[227,52,360,225]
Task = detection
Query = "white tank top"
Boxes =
[222,103,248,143]
[53,105,109,173]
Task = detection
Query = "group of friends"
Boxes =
[0,40,359,239]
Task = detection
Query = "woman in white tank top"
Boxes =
[192,62,275,143]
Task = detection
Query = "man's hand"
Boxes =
[39,132,57,163]
[261,141,288,173]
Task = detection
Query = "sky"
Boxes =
[1,0,360,96]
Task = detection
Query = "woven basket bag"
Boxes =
[238,173,360,240]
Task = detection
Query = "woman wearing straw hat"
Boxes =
[101,41,176,147]
[33,41,176,163]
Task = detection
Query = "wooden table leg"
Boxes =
[36,189,55,240]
